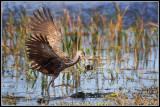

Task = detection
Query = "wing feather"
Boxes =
[42,7,50,21]
[37,9,47,21]
[29,7,65,57]
[25,34,66,75]
[33,11,43,23]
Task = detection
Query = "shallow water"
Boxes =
[2,1,159,106]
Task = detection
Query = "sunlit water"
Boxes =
[2,1,158,105]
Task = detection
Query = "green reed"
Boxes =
[2,3,158,105]
[3,4,158,69]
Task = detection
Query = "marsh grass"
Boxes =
[2,3,158,106]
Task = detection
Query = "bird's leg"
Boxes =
[46,79,53,98]
[51,80,54,87]
[46,75,57,97]
[46,79,53,92]
[51,84,77,88]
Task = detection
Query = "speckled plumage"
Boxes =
[29,7,65,58]
[25,7,87,92]
[25,34,66,75]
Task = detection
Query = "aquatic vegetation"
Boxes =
[2,2,158,106]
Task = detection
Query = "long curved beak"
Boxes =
[82,56,89,65]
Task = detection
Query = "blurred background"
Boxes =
[1,1,158,106]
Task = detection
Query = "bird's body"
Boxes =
[25,7,87,92]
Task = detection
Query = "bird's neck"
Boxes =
[65,53,80,67]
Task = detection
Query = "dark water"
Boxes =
[2,1,159,105]
[2,1,158,28]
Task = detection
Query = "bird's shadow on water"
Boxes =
[37,91,113,105]
[3,91,107,105]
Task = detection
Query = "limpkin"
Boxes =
[25,7,89,92]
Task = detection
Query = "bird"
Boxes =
[25,7,88,92]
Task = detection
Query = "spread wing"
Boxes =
[25,34,66,75]
[29,7,65,58]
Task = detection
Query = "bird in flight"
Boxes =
[25,7,89,93]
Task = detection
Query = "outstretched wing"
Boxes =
[29,7,65,58]
[25,34,66,75]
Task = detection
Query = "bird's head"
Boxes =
[77,50,88,64]
[77,50,93,70]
